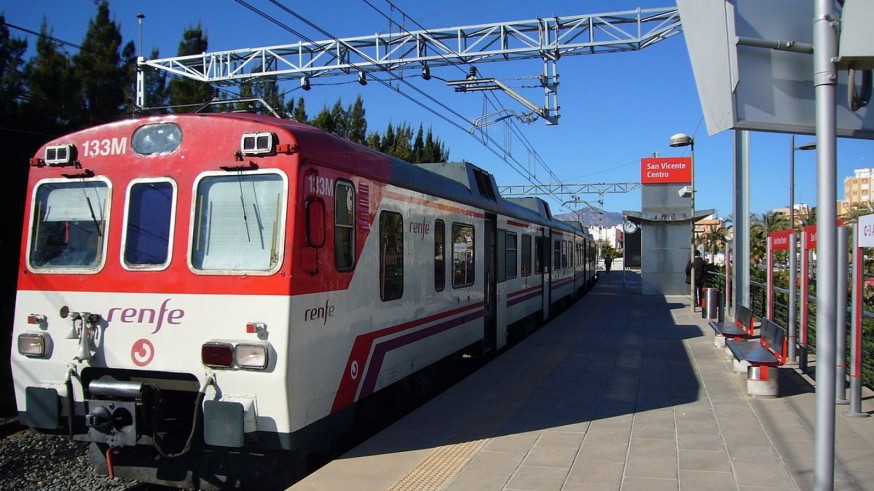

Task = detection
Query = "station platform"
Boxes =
[291,271,874,491]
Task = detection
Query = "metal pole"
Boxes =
[725,247,732,313]
[734,131,750,309]
[847,225,869,418]
[136,13,145,110]
[765,236,774,320]
[788,135,797,361]
[800,228,810,372]
[836,226,848,405]
[813,0,838,488]
[691,142,696,313]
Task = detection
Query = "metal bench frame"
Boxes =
[725,318,787,397]
[709,304,755,347]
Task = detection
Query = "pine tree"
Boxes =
[0,16,27,121]
[168,24,213,112]
[291,97,308,123]
[347,95,367,144]
[24,18,80,130]
[311,105,336,134]
[73,1,128,126]
[329,100,348,139]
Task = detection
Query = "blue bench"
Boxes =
[708,304,755,348]
[726,318,787,397]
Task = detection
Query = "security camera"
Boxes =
[678,185,693,198]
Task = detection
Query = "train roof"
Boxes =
[32,112,585,235]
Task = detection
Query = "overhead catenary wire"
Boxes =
[355,0,568,208]
[235,0,567,210]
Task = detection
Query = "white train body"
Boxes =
[10,114,595,487]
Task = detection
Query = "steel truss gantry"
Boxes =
[498,182,641,197]
[136,7,681,123]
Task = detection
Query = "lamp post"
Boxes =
[789,135,816,362]
[670,133,695,313]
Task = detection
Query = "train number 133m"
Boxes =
[82,137,128,157]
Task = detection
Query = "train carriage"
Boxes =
[10,112,594,488]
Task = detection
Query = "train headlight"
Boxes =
[240,132,275,156]
[235,344,268,370]
[44,144,76,166]
[18,333,48,357]
[202,342,235,368]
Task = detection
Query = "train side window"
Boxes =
[505,231,517,280]
[562,240,569,269]
[28,179,109,271]
[521,234,532,277]
[452,223,475,288]
[379,211,404,301]
[334,181,355,271]
[191,172,286,273]
[553,239,561,271]
[122,180,175,270]
[535,236,543,274]
[434,219,445,291]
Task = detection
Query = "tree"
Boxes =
[347,95,367,144]
[168,24,213,112]
[24,18,80,130]
[73,1,129,126]
[0,16,27,121]
[310,105,337,134]
[289,97,307,123]
[700,223,728,259]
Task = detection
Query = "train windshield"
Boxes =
[28,180,109,270]
[191,172,285,273]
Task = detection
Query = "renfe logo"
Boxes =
[304,298,335,325]
[107,299,184,334]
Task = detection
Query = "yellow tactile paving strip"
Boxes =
[386,438,490,491]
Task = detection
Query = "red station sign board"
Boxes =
[640,157,693,184]
[769,229,793,251]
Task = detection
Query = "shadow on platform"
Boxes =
[342,271,705,458]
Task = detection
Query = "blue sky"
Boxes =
[4,0,872,219]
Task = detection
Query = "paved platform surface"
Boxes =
[291,271,874,491]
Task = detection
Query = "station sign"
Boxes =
[858,213,874,247]
[769,229,793,251]
[640,157,692,184]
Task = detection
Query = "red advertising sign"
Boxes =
[804,224,817,248]
[640,157,693,184]
[769,229,793,251]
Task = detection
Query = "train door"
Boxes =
[483,214,498,353]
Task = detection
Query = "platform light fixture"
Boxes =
[669,132,696,313]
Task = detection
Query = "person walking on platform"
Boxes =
[604,255,612,274]
[685,250,706,307]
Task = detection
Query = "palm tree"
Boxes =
[843,202,873,225]
[701,223,728,259]
[749,211,789,268]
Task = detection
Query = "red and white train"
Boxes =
[11,113,596,488]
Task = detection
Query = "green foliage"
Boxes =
[3,3,452,162]
[168,24,213,112]
[73,1,128,126]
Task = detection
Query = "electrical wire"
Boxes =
[357,0,567,208]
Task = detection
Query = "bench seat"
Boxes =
[726,340,781,366]
[725,318,787,397]
[709,305,756,348]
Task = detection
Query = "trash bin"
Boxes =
[702,288,723,322]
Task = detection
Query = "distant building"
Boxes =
[773,204,812,226]
[842,168,874,214]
